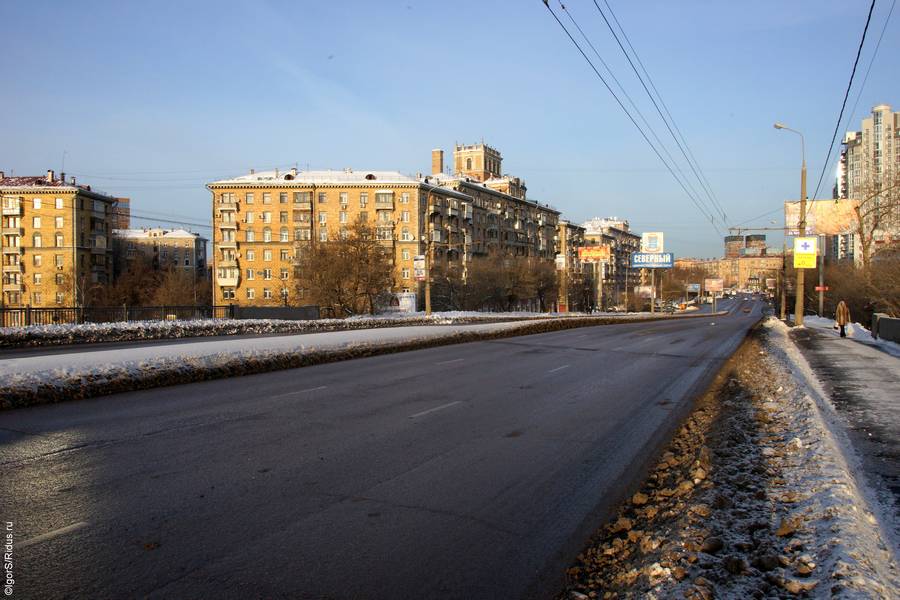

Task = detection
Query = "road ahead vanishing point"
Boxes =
[2,298,764,599]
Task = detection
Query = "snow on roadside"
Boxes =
[561,318,898,599]
[799,314,900,358]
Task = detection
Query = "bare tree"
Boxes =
[851,171,900,269]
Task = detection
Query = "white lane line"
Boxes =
[547,365,570,374]
[271,385,327,399]
[19,521,89,549]
[409,400,463,419]
[435,358,464,365]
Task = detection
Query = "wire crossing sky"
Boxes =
[2,0,898,258]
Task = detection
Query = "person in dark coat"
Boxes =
[835,300,851,338]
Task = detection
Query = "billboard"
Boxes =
[578,246,610,261]
[634,285,654,298]
[686,283,701,293]
[631,252,674,268]
[784,199,858,236]
[641,232,664,254]
[766,278,777,289]
[704,278,724,292]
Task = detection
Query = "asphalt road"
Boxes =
[2,296,765,599]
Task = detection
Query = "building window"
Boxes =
[295,228,311,241]
[246,230,255,242]
[33,273,42,285]
[246,268,254,280]
[262,211,272,223]
[401,192,409,204]
[318,192,327,204]
[246,249,255,261]
[55,216,64,228]
[262,192,271,205]
[263,227,272,242]
[56,273,64,285]
[358,211,368,222]
[402,211,410,223]
[466,158,472,170]
[245,192,254,204]
[402,268,410,279]
[32,291,42,304]
[280,268,289,280]
[263,249,272,261]
[402,249,410,260]
[33,216,41,228]
[279,192,288,204]
[222,288,235,300]
[401,227,412,241]
[246,211,255,224]
[280,249,289,261]
[318,213,327,224]
[55,198,64,209]
[339,211,347,223]
[319,230,328,242]
[32,254,42,267]
[33,198,42,209]
[280,227,289,242]
[263,288,272,299]
[55,233,64,247]
[56,291,65,304]
[33,233,42,248]
[339,192,348,205]
[246,288,255,300]
[293,191,310,204]
[359,192,368,208]
[279,211,288,224]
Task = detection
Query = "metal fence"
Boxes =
[0,305,234,327]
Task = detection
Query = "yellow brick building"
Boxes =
[1,170,116,307]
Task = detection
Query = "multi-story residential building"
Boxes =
[208,144,561,307]
[112,197,131,230]
[112,227,207,278]
[582,216,640,307]
[836,104,900,261]
[207,167,471,306]
[1,170,115,307]
[556,220,588,311]
[676,255,783,290]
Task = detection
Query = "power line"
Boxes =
[810,0,877,203]
[591,0,729,226]
[846,0,896,135]
[541,0,723,236]
[558,3,712,221]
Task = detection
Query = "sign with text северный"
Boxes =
[704,278,724,293]
[631,252,674,268]
[793,236,817,269]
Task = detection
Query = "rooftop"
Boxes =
[114,228,207,241]
[209,169,421,186]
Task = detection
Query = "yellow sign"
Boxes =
[793,236,817,269]
[578,246,610,261]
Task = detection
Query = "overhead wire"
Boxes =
[541,0,723,236]
[591,0,729,226]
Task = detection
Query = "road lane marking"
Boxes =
[19,521,89,549]
[271,385,327,399]
[435,358,464,365]
[409,401,462,419]
[547,365,570,374]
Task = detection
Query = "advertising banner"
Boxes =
[634,285,653,298]
[766,278,777,289]
[577,246,610,261]
[704,278,724,292]
[686,283,701,293]
[631,252,674,268]
[413,255,426,281]
[784,199,858,236]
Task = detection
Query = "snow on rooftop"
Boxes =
[210,169,420,185]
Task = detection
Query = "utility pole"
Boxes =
[649,269,655,314]
[774,122,807,326]
[780,240,787,320]
[818,234,825,316]
[424,239,431,316]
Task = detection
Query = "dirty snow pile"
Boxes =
[0,311,611,348]
[562,318,898,599]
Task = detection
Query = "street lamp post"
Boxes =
[774,122,807,326]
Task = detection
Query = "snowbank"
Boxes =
[799,315,900,358]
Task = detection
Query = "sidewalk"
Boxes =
[790,316,900,543]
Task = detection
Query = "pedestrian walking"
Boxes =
[835,300,851,338]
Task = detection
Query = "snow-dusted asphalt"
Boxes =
[1,298,763,599]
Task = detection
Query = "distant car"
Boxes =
[742,307,751,313]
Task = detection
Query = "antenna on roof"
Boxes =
[61,150,67,175]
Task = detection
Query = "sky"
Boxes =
[2,0,898,258]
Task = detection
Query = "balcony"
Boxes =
[430,230,443,243]
[2,263,22,273]
[219,221,238,229]
[218,240,237,249]
[1,246,23,255]
[218,258,238,268]
[375,200,394,210]
[2,204,22,216]
[218,201,237,211]
[216,274,240,287]
[1,227,23,236]
[2,282,22,292]
[447,207,459,217]
[294,202,312,211]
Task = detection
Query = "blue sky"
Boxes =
[2,0,897,257]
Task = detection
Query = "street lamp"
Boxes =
[774,122,807,326]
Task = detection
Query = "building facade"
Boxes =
[582,217,640,307]
[1,170,115,307]
[112,228,207,279]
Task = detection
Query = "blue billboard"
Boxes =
[631,252,674,268]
